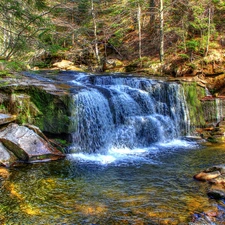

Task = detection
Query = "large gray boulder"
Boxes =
[0,123,65,162]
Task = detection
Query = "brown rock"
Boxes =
[194,171,221,181]
[209,175,225,185]
[53,60,74,70]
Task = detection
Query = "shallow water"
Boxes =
[0,141,225,224]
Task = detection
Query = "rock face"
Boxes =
[0,74,73,135]
[0,123,65,163]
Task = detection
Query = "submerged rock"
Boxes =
[0,123,65,163]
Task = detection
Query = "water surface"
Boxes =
[1,141,225,224]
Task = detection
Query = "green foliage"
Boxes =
[183,82,206,128]
[0,0,224,70]
[5,61,26,72]
[0,104,6,112]
[179,54,189,60]
[109,29,124,47]
[0,0,50,60]
[186,40,200,52]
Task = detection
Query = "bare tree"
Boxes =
[159,0,164,63]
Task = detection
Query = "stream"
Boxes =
[0,142,224,224]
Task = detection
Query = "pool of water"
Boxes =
[0,140,225,224]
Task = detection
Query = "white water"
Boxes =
[68,74,192,161]
[67,139,197,165]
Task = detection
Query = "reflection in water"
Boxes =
[0,142,225,224]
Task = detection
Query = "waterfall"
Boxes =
[69,75,190,154]
[215,98,224,123]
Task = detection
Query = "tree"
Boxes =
[91,0,100,65]
[0,0,52,60]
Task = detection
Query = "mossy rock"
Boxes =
[182,82,206,129]
[27,86,74,134]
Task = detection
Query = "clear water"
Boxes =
[1,141,225,224]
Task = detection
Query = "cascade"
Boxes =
[69,74,190,154]
[215,98,225,123]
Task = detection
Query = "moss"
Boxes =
[0,139,29,160]
[9,93,41,125]
[0,104,6,113]
[27,87,73,134]
[182,82,206,129]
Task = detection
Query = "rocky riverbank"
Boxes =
[192,164,225,224]
[0,72,73,167]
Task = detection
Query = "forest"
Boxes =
[0,0,225,75]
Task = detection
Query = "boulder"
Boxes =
[53,60,74,70]
[0,113,17,125]
[0,123,65,162]
[0,142,18,167]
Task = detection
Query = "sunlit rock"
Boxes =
[209,175,225,185]
[53,60,74,70]
[0,123,65,162]
[194,171,221,181]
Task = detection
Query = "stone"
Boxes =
[0,123,65,162]
[24,124,49,142]
[0,113,17,125]
[208,184,225,200]
[53,60,74,70]
[67,65,83,71]
[209,174,225,184]
[205,165,225,174]
[0,142,18,167]
[194,171,221,181]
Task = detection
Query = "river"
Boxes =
[0,141,224,224]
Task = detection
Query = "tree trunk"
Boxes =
[91,0,100,65]
[138,3,142,60]
[205,4,211,56]
[149,0,155,27]
[159,0,164,63]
